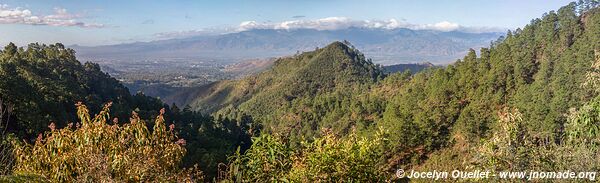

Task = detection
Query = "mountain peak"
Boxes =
[277,41,381,79]
[185,41,384,114]
[323,41,351,49]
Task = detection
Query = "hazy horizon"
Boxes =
[1,0,571,46]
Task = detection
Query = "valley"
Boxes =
[1,1,599,182]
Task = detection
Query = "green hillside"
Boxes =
[2,1,600,182]
[188,41,385,140]
[0,43,170,138]
[0,43,251,180]
[192,1,600,181]
[381,1,600,171]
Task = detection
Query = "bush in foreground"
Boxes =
[11,102,202,182]
[223,128,389,182]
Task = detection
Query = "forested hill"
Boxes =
[187,42,385,139]
[0,43,166,138]
[0,43,254,179]
[378,1,600,169]
[187,0,600,146]
[2,1,600,182]
[187,1,600,179]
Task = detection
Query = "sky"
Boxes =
[0,0,573,46]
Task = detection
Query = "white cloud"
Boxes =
[239,21,270,30]
[155,17,504,39]
[236,17,501,33]
[416,21,461,32]
[0,4,104,28]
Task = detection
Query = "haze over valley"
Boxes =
[3,1,599,182]
[75,27,501,98]
[74,27,503,65]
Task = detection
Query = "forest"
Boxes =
[1,1,600,182]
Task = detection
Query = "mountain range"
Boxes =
[2,1,600,181]
[73,28,503,65]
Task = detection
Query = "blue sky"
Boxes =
[0,0,573,46]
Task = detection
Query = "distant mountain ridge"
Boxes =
[73,28,502,64]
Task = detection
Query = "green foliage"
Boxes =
[474,108,549,172]
[2,1,600,182]
[169,106,254,179]
[380,1,600,171]
[223,128,389,182]
[0,43,251,180]
[190,41,385,143]
[382,62,434,74]
[565,96,600,144]
[468,4,600,176]
[554,95,600,172]
[226,134,293,182]
[286,129,388,182]
[472,96,600,181]
[0,43,166,138]
[184,2,600,175]
[11,102,202,182]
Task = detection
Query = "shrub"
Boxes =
[222,128,388,182]
[287,129,388,182]
[11,102,202,182]
[225,133,293,182]
[473,103,600,181]
[474,108,554,173]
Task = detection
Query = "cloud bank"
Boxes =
[156,17,505,39]
[237,17,501,33]
[0,4,104,28]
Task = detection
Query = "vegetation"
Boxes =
[470,97,600,182]
[0,42,168,139]
[398,1,600,179]
[222,128,388,182]
[189,41,386,145]
[11,102,202,182]
[382,62,435,74]
[0,1,599,182]
[189,1,600,181]
[0,43,250,180]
